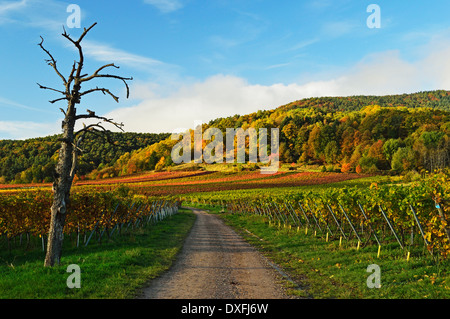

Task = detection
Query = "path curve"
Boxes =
[138,209,290,299]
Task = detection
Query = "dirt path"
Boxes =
[138,209,291,299]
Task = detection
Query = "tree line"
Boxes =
[92,90,450,177]
[2,90,449,184]
[0,132,170,183]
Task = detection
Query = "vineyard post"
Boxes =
[315,202,334,237]
[326,204,347,240]
[134,204,148,228]
[266,203,279,223]
[306,202,323,234]
[338,203,362,244]
[358,203,381,246]
[284,202,298,226]
[379,205,404,249]
[145,201,153,225]
[254,204,261,216]
[287,202,303,227]
[161,201,167,219]
[260,203,270,221]
[109,204,125,238]
[262,203,273,221]
[281,202,292,226]
[155,201,161,222]
[126,204,142,230]
[273,202,287,225]
[85,212,104,247]
[99,203,119,242]
[298,203,311,228]
[155,200,163,222]
[252,206,259,217]
[409,204,432,253]
[120,202,135,233]
[146,201,156,224]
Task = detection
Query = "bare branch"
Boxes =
[49,97,69,104]
[61,23,97,46]
[62,22,97,79]
[81,73,133,99]
[66,61,77,90]
[79,86,120,102]
[81,63,120,82]
[78,23,97,43]
[38,36,67,85]
[75,112,125,132]
[70,135,84,180]
[37,83,67,95]
[74,121,120,145]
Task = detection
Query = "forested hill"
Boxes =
[278,90,450,113]
[90,90,450,179]
[0,132,170,183]
[1,90,450,184]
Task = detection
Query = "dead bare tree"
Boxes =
[38,22,132,267]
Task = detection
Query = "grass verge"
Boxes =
[192,203,450,299]
[0,208,196,299]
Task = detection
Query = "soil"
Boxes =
[138,209,292,299]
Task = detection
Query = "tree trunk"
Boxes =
[44,107,76,267]
[38,23,131,266]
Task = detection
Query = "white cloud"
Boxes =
[143,0,183,13]
[104,38,450,135]
[0,120,59,140]
[105,74,306,133]
[82,40,165,70]
[0,96,53,114]
[321,20,358,38]
[0,0,66,29]
[0,0,26,15]
[79,41,181,85]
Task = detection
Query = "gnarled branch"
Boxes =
[38,36,67,85]
[74,111,124,137]
[36,83,67,95]
[79,86,120,103]
[81,73,133,99]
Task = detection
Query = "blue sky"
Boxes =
[1,0,450,139]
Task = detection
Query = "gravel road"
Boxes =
[138,209,290,299]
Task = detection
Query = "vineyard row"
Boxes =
[183,174,450,258]
[0,189,180,251]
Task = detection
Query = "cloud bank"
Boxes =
[105,42,450,134]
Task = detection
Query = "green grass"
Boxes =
[0,209,196,299]
[209,208,450,299]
